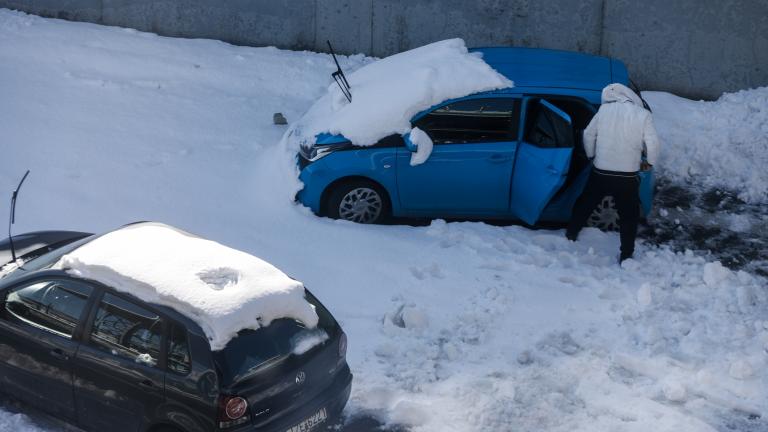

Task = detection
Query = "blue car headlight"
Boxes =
[300,142,353,162]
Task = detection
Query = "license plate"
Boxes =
[285,407,328,432]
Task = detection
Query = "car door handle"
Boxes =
[139,379,156,389]
[488,154,510,163]
[546,165,559,174]
[50,348,69,361]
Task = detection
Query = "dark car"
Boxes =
[0,226,351,432]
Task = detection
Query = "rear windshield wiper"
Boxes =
[231,354,290,383]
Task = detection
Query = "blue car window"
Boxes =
[3,279,93,338]
[544,98,596,130]
[414,98,520,144]
[524,99,574,149]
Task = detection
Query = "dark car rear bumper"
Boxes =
[242,367,352,432]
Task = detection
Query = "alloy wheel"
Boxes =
[587,195,620,231]
[338,187,383,223]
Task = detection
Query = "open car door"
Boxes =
[510,99,574,225]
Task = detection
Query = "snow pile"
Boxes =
[358,224,768,431]
[292,330,330,355]
[54,223,318,350]
[0,409,49,432]
[285,38,512,148]
[0,260,22,279]
[645,88,768,203]
[407,127,434,166]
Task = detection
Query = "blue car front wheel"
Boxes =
[325,180,390,224]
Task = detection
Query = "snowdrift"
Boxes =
[646,88,768,203]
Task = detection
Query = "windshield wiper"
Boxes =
[7,170,30,263]
[232,354,290,383]
[327,40,352,103]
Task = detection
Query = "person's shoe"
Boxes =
[619,252,633,263]
[565,230,578,242]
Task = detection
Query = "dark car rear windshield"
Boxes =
[214,291,337,384]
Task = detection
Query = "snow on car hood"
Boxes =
[284,38,513,149]
[53,223,318,350]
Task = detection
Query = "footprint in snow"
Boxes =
[409,263,444,280]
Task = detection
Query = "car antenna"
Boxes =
[7,170,30,263]
[327,40,352,103]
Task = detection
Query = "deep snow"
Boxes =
[1,9,767,432]
[645,89,768,204]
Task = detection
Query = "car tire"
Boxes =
[587,195,620,231]
[325,180,390,224]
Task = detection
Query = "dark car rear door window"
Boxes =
[168,324,191,375]
[88,293,163,368]
[415,98,520,144]
[3,279,93,338]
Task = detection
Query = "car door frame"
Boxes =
[531,95,601,222]
[509,96,576,225]
[0,272,99,421]
[72,284,170,432]
[396,93,523,217]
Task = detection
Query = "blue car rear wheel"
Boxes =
[587,195,620,231]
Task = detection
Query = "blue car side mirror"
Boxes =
[402,133,418,152]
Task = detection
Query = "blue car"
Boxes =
[297,47,654,227]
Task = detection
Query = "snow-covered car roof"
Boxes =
[53,223,318,350]
[284,38,512,149]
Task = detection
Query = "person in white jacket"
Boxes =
[566,83,660,263]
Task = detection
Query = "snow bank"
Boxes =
[54,223,318,350]
[645,87,768,203]
[285,38,512,148]
[408,127,434,166]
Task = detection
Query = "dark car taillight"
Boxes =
[218,396,249,429]
[338,332,347,358]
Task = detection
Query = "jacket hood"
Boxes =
[601,83,643,106]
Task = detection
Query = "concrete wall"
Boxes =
[2,0,766,99]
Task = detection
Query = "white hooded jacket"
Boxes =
[583,83,660,173]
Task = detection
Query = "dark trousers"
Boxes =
[567,168,640,259]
